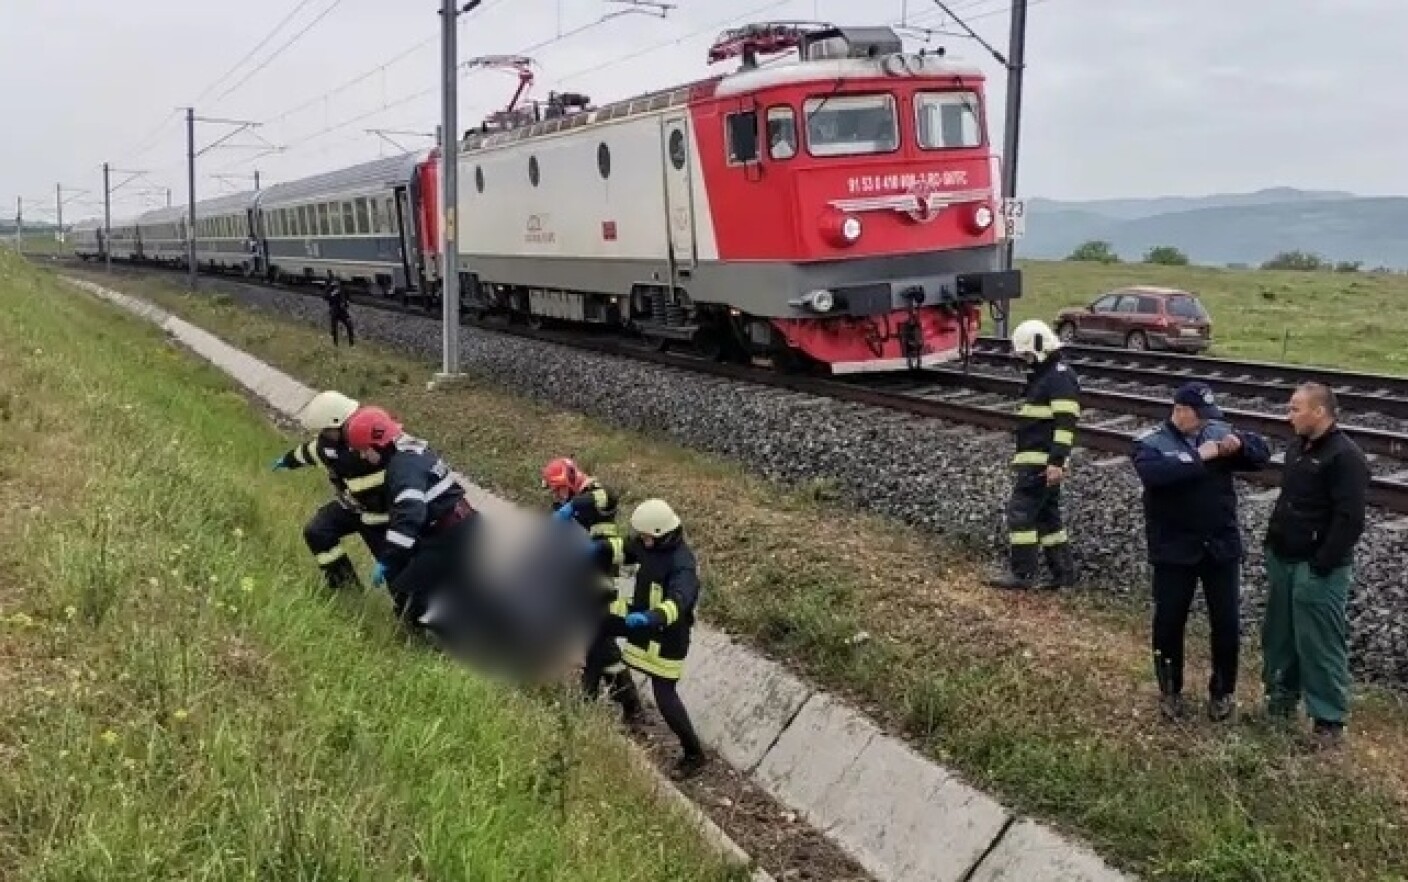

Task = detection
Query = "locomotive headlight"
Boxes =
[973,205,994,230]
[841,215,862,242]
[805,289,836,312]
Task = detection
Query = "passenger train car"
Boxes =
[73,151,443,302]
[455,22,1021,373]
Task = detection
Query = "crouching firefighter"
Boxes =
[609,499,708,779]
[341,405,477,629]
[988,319,1082,590]
[272,390,389,591]
[542,457,643,723]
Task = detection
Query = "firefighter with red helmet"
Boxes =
[541,457,643,723]
[342,405,476,627]
[543,457,618,537]
[272,390,389,591]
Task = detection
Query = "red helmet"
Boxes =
[344,406,403,451]
[541,457,587,498]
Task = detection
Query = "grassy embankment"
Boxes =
[0,251,745,881]
[64,263,1408,882]
[1013,258,1408,375]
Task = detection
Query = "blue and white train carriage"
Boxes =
[255,151,440,301]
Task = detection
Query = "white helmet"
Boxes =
[299,390,360,433]
[1011,319,1061,361]
[630,498,681,537]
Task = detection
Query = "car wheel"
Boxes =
[1056,321,1077,343]
[1125,330,1149,351]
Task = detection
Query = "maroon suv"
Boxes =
[1053,286,1212,353]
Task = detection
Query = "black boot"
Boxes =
[608,669,644,725]
[1039,544,1077,590]
[987,544,1039,590]
[321,556,362,592]
[671,750,708,781]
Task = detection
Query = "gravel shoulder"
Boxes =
[63,265,1408,882]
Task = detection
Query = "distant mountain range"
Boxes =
[1015,188,1408,269]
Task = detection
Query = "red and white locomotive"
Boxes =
[456,21,1020,373]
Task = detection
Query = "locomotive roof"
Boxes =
[460,49,985,152]
[258,150,427,209]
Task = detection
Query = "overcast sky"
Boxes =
[2,0,1401,225]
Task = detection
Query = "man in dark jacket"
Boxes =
[324,274,354,347]
[1262,382,1369,749]
[1131,382,1271,722]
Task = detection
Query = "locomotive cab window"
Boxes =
[804,94,898,157]
[766,106,796,160]
[724,110,759,164]
[915,90,983,150]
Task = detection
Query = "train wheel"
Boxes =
[692,329,725,362]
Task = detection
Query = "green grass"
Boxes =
[65,263,1408,882]
[1010,258,1408,374]
[0,251,746,882]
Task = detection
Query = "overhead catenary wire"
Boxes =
[214,0,350,103]
[191,0,323,105]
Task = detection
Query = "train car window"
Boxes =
[766,106,797,160]
[341,202,356,235]
[803,94,898,157]
[385,197,398,231]
[368,199,382,234]
[597,143,611,179]
[724,111,759,164]
[355,198,370,235]
[317,203,330,237]
[528,155,540,187]
[915,91,983,150]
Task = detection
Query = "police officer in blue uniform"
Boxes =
[1131,382,1271,722]
[342,405,476,628]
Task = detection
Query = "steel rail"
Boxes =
[35,253,1408,514]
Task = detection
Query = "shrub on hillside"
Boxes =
[1067,240,1120,263]
[1143,245,1189,266]
[1261,250,1326,271]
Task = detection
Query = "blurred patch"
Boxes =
[421,516,603,685]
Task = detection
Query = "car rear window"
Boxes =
[1166,296,1207,319]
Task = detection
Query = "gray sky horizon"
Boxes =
[3,0,1402,226]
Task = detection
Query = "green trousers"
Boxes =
[1261,549,1352,724]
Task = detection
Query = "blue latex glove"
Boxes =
[552,503,575,522]
[371,561,387,588]
[624,612,651,630]
[271,456,288,471]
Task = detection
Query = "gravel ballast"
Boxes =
[174,279,1408,692]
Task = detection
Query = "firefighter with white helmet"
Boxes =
[988,319,1082,590]
[606,498,707,779]
[271,390,389,591]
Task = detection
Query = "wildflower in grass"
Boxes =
[122,758,137,770]
[100,730,119,746]
[239,577,254,593]
[7,612,33,627]
[208,575,219,584]
[63,605,76,620]
[233,527,244,539]
[172,708,189,723]
[147,577,159,589]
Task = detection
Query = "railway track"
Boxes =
[36,253,1408,514]
[971,335,1408,420]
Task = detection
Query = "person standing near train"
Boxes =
[988,319,1081,591]
[1130,382,1270,723]
[324,272,355,348]
[1261,382,1369,749]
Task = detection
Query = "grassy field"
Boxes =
[0,252,745,881]
[66,263,1408,882]
[1011,259,1408,374]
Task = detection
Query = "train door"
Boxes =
[245,208,262,276]
[393,187,418,298]
[660,113,697,278]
